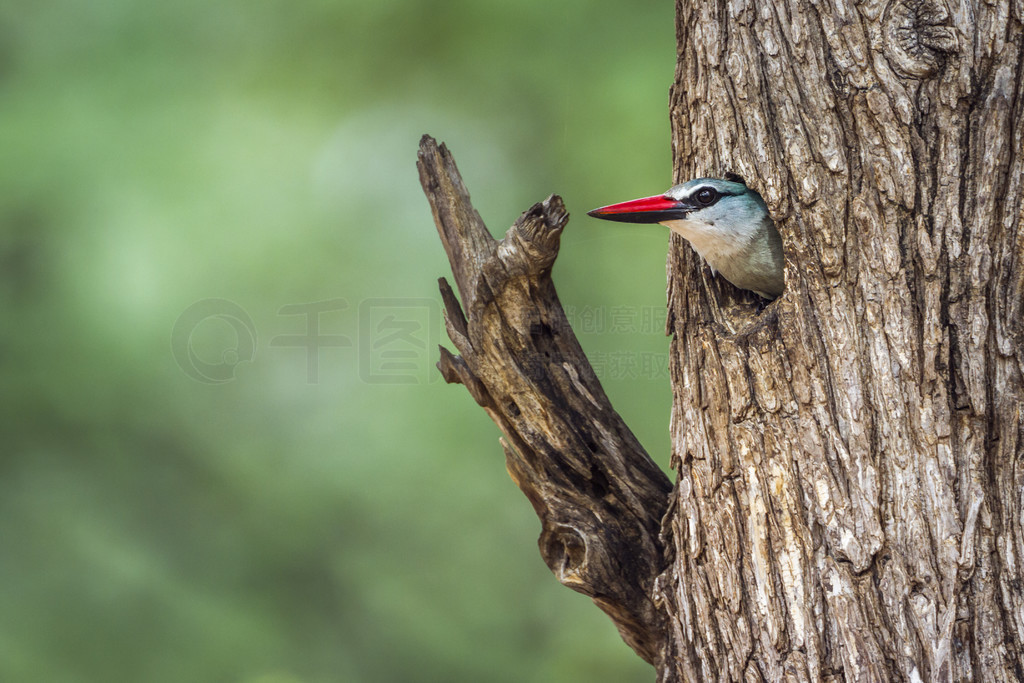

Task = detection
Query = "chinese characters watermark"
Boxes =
[270,299,353,383]
[358,298,440,384]
[170,299,668,384]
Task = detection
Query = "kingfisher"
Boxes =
[588,176,784,299]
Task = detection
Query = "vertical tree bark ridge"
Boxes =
[417,135,674,664]
[663,0,1024,679]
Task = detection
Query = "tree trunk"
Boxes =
[660,0,1024,679]
[419,0,1024,676]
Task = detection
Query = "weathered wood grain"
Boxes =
[418,135,673,664]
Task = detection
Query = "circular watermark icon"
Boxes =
[171,298,257,383]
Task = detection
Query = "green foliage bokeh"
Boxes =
[0,1,675,681]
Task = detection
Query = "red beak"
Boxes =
[587,194,689,224]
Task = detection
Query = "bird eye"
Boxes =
[695,188,718,206]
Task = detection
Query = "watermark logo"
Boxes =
[170,298,258,384]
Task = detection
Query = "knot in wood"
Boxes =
[883,0,959,78]
[541,524,589,588]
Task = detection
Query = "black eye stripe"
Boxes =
[692,187,719,206]
[681,186,742,204]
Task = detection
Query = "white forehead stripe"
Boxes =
[679,185,714,201]
[666,178,747,201]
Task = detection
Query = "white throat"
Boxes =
[661,218,749,265]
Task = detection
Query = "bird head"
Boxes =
[587,175,783,299]
[587,176,769,237]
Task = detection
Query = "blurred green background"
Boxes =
[0,1,676,681]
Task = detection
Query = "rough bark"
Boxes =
[660,0,1024,679]
[417,136,673,664]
